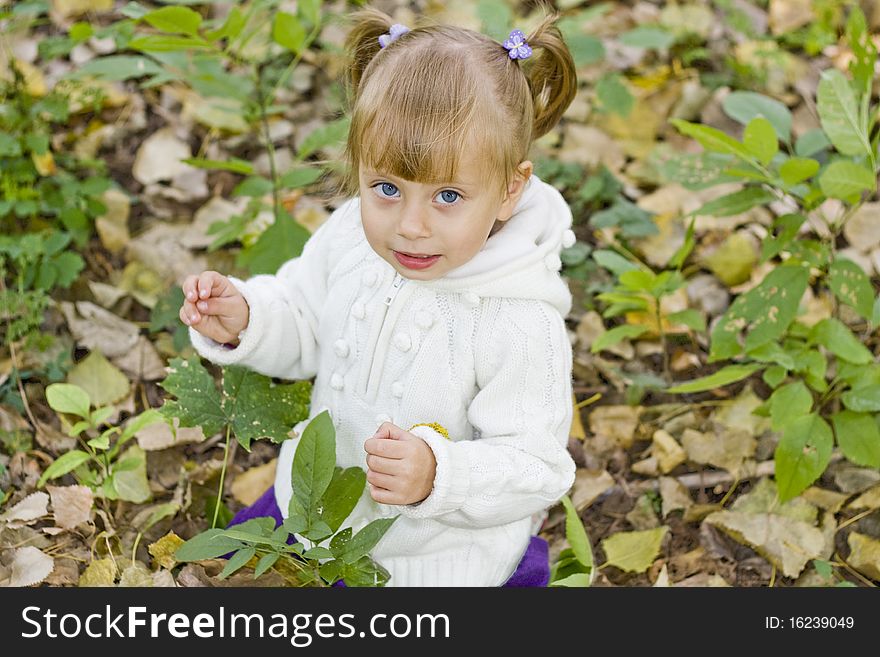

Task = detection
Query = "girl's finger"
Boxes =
[366,454,403,475]
[195,295,239,318]
[182,274,199,301]
[366,470,395,490]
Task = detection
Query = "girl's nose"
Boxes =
[396,204,431,240]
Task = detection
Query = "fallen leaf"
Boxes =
[589,405,642,449]
[703,231,759,287]
[832,464,880,493]
[848,485,880,511]
[0,492,49,528]
[87,280,128,308]
[67,349,131,407]
[149,532,185,570]
[136,415,206,451]
[94,188,130,254]
[652,429,687,473]
[602,526,669,574]
[59,301,140,359]
[53,0,114,19]
[1,546,54,587]
[570,393,587,441]
[119,561,153,587]
[801,487,849,514]
[126,222,208,286]
[111,335,167,381]
[768,0,815,35]
[570,469,615,511]
[132,127,194,185]
[652,562,669,587]
[731,478,817,523]
[78,557,117,586]
[153,569,177,587]
[681,427,757,475]
[711,385,771,436]
[116,261,165,309]
[47,485,93,530]
[626,493,661,530]
[231,459,277,506]
[846,532,880,581]
[671,572,730,586]
[659,476,693,517]
[843,202,880,253]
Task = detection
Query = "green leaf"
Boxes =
[722,91,792,142]
[828,258,875,320]
[237,212,311,275]
[743,117,778,165]
[591,324,650,353]
[817,69,872,158]
[111,446,150,503]
[668,218,696,270]
[746,342,795,369]
[794,129,831,157]
[67,350,130,408]
[320,467,366,533]
[601,526,669,573]
[692,187,775,217]
[618,26,675,50]
[303,546,334,560]
[561,495,593,573]
[232,176,273,197]
[278,167,323,189]
[596,74,634,117]
[709,264,811,361]
[768,381,813,432]
[819,161,876,201]
[254,552,280,578]
[206,6,245,42]
[667,364,762,394]
[831,410,880,468]
[779,158,820,185]
[566,34,605,67]
[128,35,212,51]
[182,158,255,175]
[174,529,244,561]
[37,450,91,487]
[808,318,872,364]
[763,365,787,389]
[119,408,166,445]
[774,414,833,503]
[70,56,165,82]
[291,411,337,524]
[272,12,306,54]
[219,547,256,579]
[221,366,311,449]
[143,6,202,36]
[846,7,876,99]
[841,385,880,412]
[298,0,321,26]
[340,517,398,565]
[666,309,705,331]
[670,119,753,162]
[158,356,226,437]
[45,383,91,418]
[549,573,592,587]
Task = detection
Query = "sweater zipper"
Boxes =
[360,271,407,398]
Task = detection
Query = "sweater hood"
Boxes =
[410,174,574,317]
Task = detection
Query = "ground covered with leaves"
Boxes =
[2,0,880,587]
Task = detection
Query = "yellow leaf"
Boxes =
[847,532,880,581]
[78,557,117,586]
[570,393,586,441]
[602,526,669,573]
[148,532,185,571]
[31,151,56,176]
[53,0,114,19]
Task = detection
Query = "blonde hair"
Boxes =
[336,2,577,201]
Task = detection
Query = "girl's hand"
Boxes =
[179,270,250,346]
[364,422,437,505]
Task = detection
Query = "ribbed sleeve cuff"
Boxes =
[398,425,470,519]
[187,276,264,366]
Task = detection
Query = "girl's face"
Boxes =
[358,159,533,281]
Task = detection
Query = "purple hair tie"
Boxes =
[378,23,410,48]
[503,29,532,60]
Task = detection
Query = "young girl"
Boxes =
[179,6,578,587]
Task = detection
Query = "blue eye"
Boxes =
[437,190,460,205]
[374,182,399,198]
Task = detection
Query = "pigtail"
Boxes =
[342,7,396,105]
[523,7,577,141]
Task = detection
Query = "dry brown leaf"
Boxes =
[47,485,93,530]
[94,188,130,254]
[132,127,194,185]
[111,335,167,381]
[659,476,693,517]
[0,492,49,528]
[848,484,880,511]
[0,546,54,587]
[846,532,880,581]
[681,427,757,475]
[570,468,614,511]
[149,532,185,571]
[652,429,687,474]
[231,459,277,506]
[59,301,140,359]
[588,405,642,449]
[136,415,205,451]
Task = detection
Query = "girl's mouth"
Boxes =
[393,251,441,270]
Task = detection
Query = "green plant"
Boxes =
[549,494,594,587]
[174,411,398,587]
[157,354,311,526]
[667,8,880,503]
[590,219,703,383]
[38,383,166,503]
[72,0,344,274]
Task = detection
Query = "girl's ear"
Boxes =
[496,161,533,222]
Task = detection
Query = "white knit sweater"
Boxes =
[189,174,578,586]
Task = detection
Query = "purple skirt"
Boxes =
[227,486,550,587]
